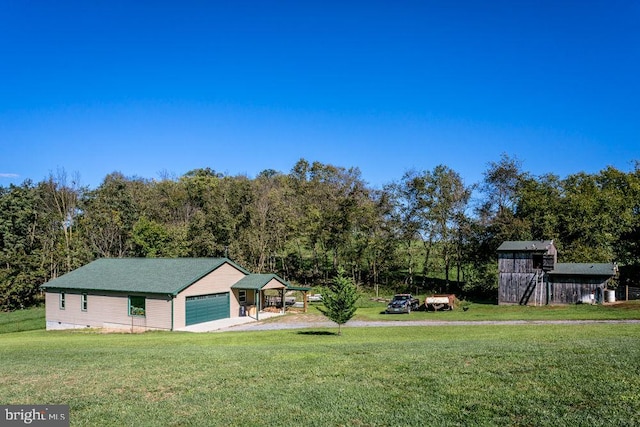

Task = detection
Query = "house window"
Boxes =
[81,293,88,311]
[129,296,146,317]
[239,290,246,304]
[59,292,66,310]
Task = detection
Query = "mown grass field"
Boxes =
[333,298,640,322]
[1,306,639,426]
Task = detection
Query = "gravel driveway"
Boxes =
[223,314,640,332]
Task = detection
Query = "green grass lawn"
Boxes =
[316,298,640,322]
[1,306,639,426]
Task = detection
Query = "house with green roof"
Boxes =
[40,258,309,331]
[497,240,617,305]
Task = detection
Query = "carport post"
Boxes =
[255,289,259,321]
[280,288,285,314]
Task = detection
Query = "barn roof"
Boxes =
[497,240,554,252]
[40,258,249,295]
[549,263,616,277]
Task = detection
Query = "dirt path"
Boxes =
[225,314,640,332]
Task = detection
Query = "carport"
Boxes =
[231,274,311,321]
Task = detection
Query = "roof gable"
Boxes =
[41,258,247,295]
[549,263,615,277]
[232,274,288,290]
[497,240,554,252]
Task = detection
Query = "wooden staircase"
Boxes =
[520,269,544,306]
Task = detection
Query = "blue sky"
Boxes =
[1,0,638,189]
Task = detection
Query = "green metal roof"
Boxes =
[287,285,312,292]
[549,263,616,277]
[232,274,288,290]
[231,274,311,291]
[497,240,554,252]
[40,258,248,295]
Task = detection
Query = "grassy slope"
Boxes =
[1,307,639,426]
[0,306,45,333]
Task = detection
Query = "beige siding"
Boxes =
[263,279,286,290]
[234,289,256,306]
[45,291,172,331]
[173,262,246,329]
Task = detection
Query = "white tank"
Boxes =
[605,290,616,303]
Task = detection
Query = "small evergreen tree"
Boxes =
[317,269,359,335]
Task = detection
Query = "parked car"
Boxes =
[307,294,323,302]
[265,295,297,306]
[385,294,420,314]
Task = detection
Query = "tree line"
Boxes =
[1,155,639,310]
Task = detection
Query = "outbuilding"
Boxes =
[497,240,617,305]
[40,258,309,331]
[547,263,617,304]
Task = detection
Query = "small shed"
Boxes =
[548,263,617,304]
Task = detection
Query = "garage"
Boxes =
[185,292,230,326]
